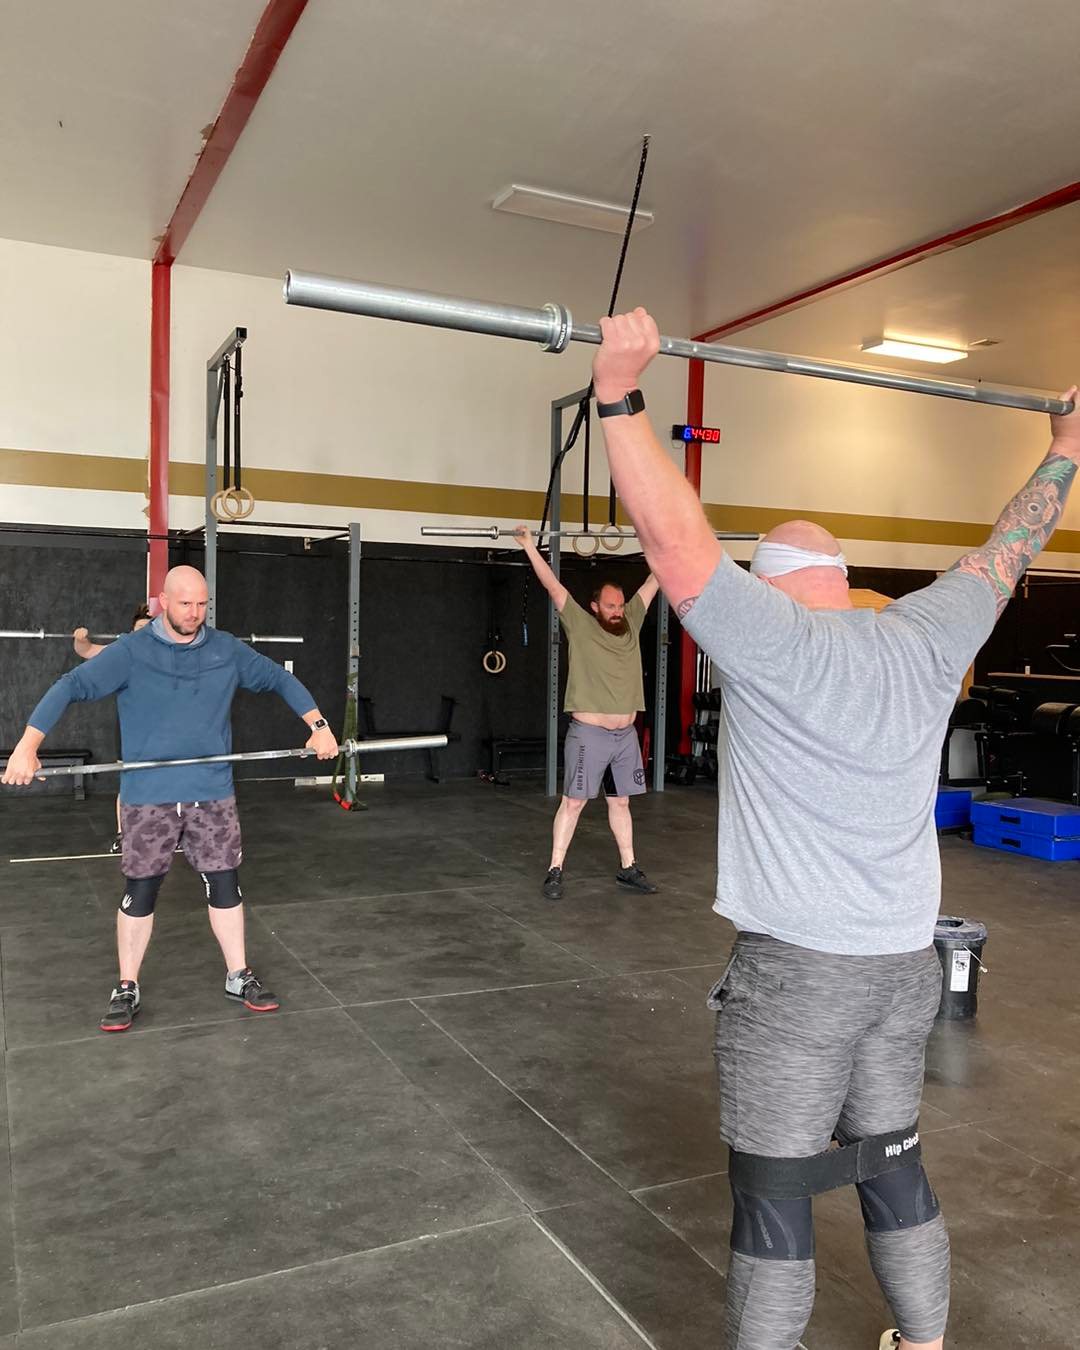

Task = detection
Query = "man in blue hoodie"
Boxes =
[2,565,338,1033]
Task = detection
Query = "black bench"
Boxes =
[485,736,546,780]
[357,695,458,783]
[0,748,93,800]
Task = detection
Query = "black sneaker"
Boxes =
[541,867,564,901]
[615,863,658,894]
[108,834,122,855]
[224,968,280,1012]
[100,980,140,1032]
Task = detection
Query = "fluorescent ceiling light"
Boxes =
[861,337,968,364]
[492,184,654,235]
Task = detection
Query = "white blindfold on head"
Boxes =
[750,541,848,579]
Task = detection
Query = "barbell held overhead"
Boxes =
[284,271,1074,417]
[29,735,448,779]
[419,526,760,541]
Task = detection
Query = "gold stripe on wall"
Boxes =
[3,447,1080,554]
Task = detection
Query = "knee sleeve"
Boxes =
[119,874,165,918]
[200,868,243,909]
[731,1183,814,1260]
[857,1161,940,1232]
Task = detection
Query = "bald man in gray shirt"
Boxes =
[590,307,1079,1350]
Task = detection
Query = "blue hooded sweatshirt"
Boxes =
[27,620,318,805]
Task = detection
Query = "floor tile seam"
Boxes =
[337,1009,537,1213]
[529,1213,661,1350]
[13,1213,532,1336]
[3,1003,351,1057]
[245,884,510,908]
[247,907,344,1012]
[461,893,608,977]
[972,1125,1079,1183]
[630,1168,729,1196]
[410,1000,630,1192]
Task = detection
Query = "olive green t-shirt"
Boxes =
[559,592,646,714]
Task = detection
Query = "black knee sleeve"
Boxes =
[731,1183,814,1260]
[857,1161,940,1232]
[200,868,243,909]
[120,874,165,918]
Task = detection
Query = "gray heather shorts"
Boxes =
[708,931,942,1153]
[563,720,646,800]
[120,797,243,878]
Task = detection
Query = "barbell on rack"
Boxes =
[21,735,448,780]
[283,271,1074,416]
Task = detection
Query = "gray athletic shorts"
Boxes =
[120,797,243,878]
[563,719,646,800]
[708,931,942,1152]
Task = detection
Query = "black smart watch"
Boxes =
[596,389,646,419]
[310,717,328,731]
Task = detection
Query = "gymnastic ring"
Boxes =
[599,524,628,552]
[572,532,600,558]
[212,487,255,521]
[482,650,507,675]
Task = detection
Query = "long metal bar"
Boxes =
[0,630,304,644]
[29,735,448,780]
[347,522,362,804]
[206,328,247,626]
[284,271,1074,416]
[653,594,669,793]
[420,526,759,541]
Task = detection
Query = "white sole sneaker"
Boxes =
[878,1333,900,1350]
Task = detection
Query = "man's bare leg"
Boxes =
[551,795,588,868]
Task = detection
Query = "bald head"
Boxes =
[752,519,853,611]
[762,520,842,556]
[158,566,209,641]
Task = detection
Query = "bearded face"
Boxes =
[591,586,628,635]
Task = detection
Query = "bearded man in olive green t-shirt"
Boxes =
[515,525,660,902]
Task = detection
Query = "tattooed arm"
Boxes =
[592,309,722,617]
[951,386,1080,616]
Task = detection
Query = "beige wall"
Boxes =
[2,235,1078,570]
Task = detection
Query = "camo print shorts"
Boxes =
[120,797,243,878]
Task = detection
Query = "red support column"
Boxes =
[678,358,706,755]
[148,260,171,606]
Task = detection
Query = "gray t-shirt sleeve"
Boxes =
[879,571,998,682]
[680,552,807,679]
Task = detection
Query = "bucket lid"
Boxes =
[934,915,988,943]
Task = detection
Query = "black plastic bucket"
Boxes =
[933,916,988,1020]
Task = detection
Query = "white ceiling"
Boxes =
[738,202,1080,393]
[4,0,1080,366]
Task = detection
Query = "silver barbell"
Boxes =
[0,630,304,644]
[283,271,1074,417]
[24,735,448,780]
[420,525,760,541]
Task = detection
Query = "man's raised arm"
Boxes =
[591,310,721,619]
[951,385,1080,616]
[513,526,569,611]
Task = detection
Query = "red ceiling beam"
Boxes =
[146,0,310,603]
[154,0,310,266]
[693,178,1080,343]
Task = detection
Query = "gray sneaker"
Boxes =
[224,968,280,1012]
[100,980,140,1032]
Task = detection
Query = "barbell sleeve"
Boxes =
[284,270,1074,416]
[29,735,448,779]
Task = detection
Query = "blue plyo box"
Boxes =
[935,787,973,829]
[970,798,1080,840]
[973,823,1080,862]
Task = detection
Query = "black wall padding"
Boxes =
[0,534,147,795]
